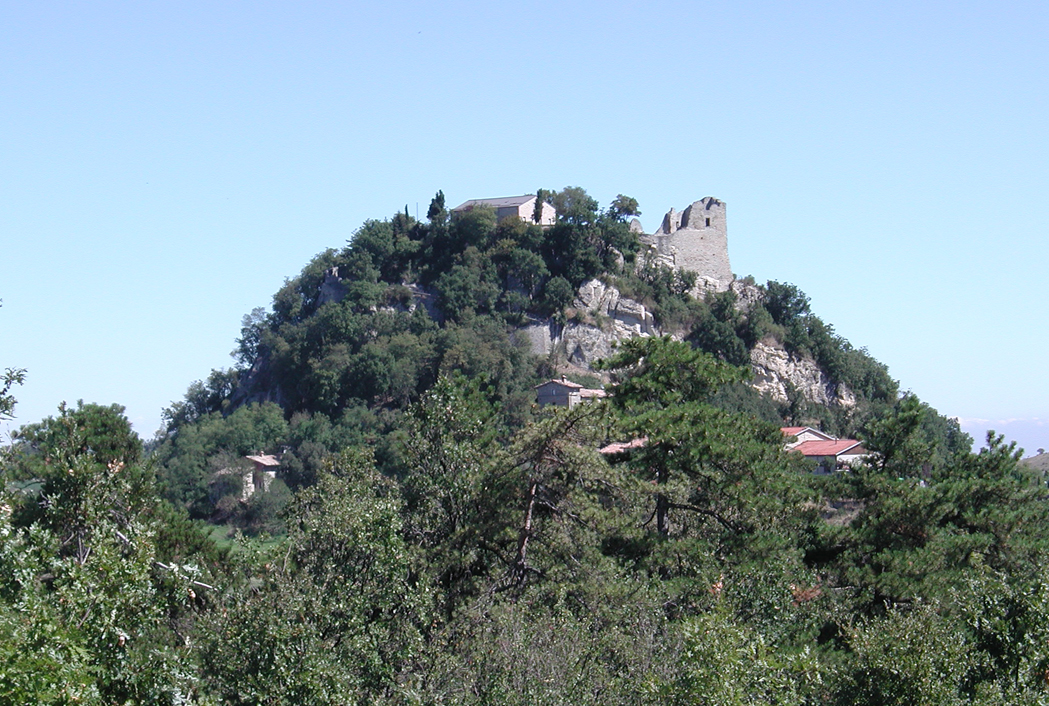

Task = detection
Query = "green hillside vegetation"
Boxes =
[2,188,1037,704]
[150,187,955,526]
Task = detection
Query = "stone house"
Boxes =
[242,454,280,500]
[452,195,556,227]
[535,376,606,408]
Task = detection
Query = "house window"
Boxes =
[705,217,711,227]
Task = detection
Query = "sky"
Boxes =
[2,1,1048,454]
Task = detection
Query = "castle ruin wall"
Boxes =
[640,197,732,292]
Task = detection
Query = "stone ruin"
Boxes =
[519,196,734,366]
[634,196,732,292]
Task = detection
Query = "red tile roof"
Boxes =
[598,437,648,455]
[781,426,835,440]
[791,439,866,457]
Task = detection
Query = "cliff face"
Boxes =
[518,278,659,368]
[520,277,857,413]
[749,340,856,408]
[244,192,861,419]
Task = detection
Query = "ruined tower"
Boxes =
[638,197,732,292]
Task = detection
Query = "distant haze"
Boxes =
[960,418,1049,458]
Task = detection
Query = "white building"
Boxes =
[452,195,556,227]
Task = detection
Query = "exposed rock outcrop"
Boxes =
[573,279,658,338]
[750,340,857,408]
[401,283,442,321]
[317,267,348,307]
[729,279,765,312]
[521,278,856,414]
[518,278,660,367]
[560,323,620,366]
[518,319,559,357]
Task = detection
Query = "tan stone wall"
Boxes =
[641,197,732,291]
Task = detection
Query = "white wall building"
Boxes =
[452,195,556,227]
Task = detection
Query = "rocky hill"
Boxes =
[153,187,965,518]
[11,190,1042,706]
[520,276,859,417]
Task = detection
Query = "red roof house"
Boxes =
[781,429,870,472]
[781,426,836,448]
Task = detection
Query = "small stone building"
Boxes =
[535,376,606,408]
[242,454,280,500]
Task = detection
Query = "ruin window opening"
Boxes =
[705,217,711,227]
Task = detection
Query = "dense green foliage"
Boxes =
[5,187,1040,703]
[4,338,1049,704]
[686,279,902,437]
[151,188,942,523]
[0,368,24,423]
[0,402,219,703]
[231,188,640,417]
[151,188,654,519]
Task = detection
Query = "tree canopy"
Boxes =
[4,187,1035,703]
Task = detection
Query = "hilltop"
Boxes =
[150,187,967,522]
[6,187,1049,704]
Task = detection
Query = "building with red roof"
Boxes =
[597,437,648,455]
[781,427,870,472]
[242,454,279,500]
[781,426,836,448]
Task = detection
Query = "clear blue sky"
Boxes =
[3,1,1048,453]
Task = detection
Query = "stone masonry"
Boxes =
[638,197,732,292]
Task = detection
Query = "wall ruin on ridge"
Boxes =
[637,196,732,292]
